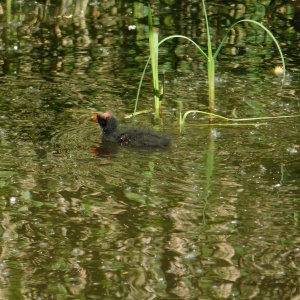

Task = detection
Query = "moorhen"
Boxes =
[91,112,171,148]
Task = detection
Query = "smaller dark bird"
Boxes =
[91,112,171,148]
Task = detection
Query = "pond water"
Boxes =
[0,0,300,299]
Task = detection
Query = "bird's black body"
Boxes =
[92,112,171,148]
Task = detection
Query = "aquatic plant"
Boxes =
[148,8,160,119]
[135,1,286,121]
[134,5,162,119]
[179,111,300,129]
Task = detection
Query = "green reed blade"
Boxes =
[6,0,11,25]
[202,0,215,112]
[158,35,208,59]
[148,4,160,117]
[134,35,208,115]
[180,110,300,127]
[134,55,151,115]
[214,19,286,81]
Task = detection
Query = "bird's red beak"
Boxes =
[91,115,98,122]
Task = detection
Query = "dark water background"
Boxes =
[0,0,300,299]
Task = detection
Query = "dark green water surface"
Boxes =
[0,0,300,299]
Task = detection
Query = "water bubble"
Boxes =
[10,197,17,204]
[287,147,298,154]
[128,25,136,30]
